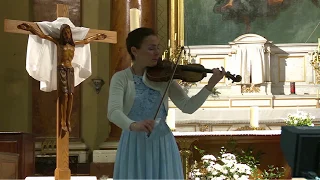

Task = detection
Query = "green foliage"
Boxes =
[253,165,286,180]
[225,139,264,170]
[284,111,315,126]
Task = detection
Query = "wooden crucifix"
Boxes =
[4,4,117,180]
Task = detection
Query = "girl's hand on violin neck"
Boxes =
[129,120,155,133]
[206,67,226,90]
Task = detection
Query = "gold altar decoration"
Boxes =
[166,0,198,91]
[310,38,320,107]
[176,138,198,179]
[236,126,266,131]
[241,84,261,93]
[310,38,320,84]
[199,124,210,132]
[169,0,184,50]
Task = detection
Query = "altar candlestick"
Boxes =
[250,106,259,128]
[130,8,141,32]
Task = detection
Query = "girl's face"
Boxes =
[131,35,161,68]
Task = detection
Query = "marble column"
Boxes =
[108,0,156,140]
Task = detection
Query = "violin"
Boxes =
[147,47,241,136]
[146,59,242,83]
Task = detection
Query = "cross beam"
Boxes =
[4,19,117,44]
[4,4,117,180]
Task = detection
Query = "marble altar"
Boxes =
[166,34,320,132]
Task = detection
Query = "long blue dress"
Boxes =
[113,74,184,179]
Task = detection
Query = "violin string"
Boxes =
[153,47,184,121]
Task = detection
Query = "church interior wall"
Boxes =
[80,0,111,151]
[0,0,33,133]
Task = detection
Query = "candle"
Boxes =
[130,8,141,32]
[250,106,259,128]
[168,39,170,48]
[167,108,176,130]
[174,33,177,41]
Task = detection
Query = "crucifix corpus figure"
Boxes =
[17,22,106,132]
[4,4,117,180]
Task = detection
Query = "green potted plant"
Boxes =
[284,111,315,126]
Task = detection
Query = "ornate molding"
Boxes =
[199,124,209,132]
[241,84,261,93]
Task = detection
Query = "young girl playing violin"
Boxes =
[107,27,226,179]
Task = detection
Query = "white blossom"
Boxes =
[238,175,250,180]
[202,154,216,161]
[190,147,253,180]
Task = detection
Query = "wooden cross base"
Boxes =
[55,129,71,179]
[4,4,117,180]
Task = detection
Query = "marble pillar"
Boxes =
[108,0,156,140]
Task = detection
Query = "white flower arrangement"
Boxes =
[190,147,252,180]
[284,111,315,126]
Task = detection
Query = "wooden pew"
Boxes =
[0,132,35,179]
[0,152,19,179]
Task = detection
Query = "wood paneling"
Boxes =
[0,152,19,179]
[0,132,35,179]
[31,0,81,139]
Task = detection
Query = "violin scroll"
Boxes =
[225,71,242,83]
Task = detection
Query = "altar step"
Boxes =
[169,94,319,108]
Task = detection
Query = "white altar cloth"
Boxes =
[173,130,281,136]
[25,176,99,180]
[175,107,320,124]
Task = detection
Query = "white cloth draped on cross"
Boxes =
[26,17,91,92]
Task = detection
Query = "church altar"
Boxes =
[173,103,320,132]
[166,33,320,132]
[180,34,318,96]
[173,130,291,179]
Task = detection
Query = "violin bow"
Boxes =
[153,46,185,121]
[305,20,320,43]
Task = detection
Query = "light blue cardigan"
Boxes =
[107,67,212,130]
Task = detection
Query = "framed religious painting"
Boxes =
[169,0,320,46]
